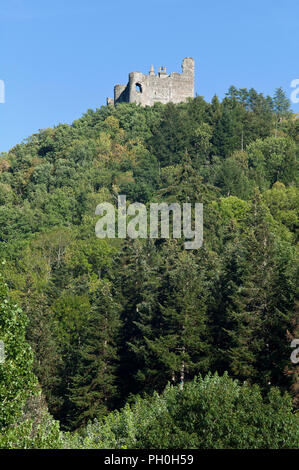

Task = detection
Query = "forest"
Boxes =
[0,86,298,448]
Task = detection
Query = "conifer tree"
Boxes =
[223,191,296,388]
[273,87,291,119]
[130,245,211,393]
[68,280,120,428]
[212,107,236,158]
[116,239,160,400]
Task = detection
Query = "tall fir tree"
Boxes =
[130,245,211,393]
[222,191,296,388]
[67,279,120,429]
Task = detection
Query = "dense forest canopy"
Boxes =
[0,86,298,448]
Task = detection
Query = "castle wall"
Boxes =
[107,57,194,107]
[114,84,127,102]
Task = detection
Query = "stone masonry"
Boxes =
[107,57,194,107]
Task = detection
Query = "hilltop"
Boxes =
[0,87,298,447]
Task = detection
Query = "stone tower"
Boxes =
[107,57,195,107]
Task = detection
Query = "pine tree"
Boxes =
[273,87,291,137]
[68,279,120,428]
[212,107,236,158]
[116,238,160,400]
[223,191,296,388]
[130,245,211,393]
[273,87,291,119]
[149,102,193,166]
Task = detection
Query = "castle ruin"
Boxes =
[107,57,194,107]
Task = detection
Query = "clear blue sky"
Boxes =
[0,0,298,153]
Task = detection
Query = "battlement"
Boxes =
[107,57,195,106]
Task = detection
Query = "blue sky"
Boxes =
[0,0,298,153]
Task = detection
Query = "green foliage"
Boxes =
[129,244,211,393]
[0,86,297,446]
[0,264,37,429]
[0,266,64,449]
[0,408,63,449]
[247,136,297,188]
[68,279,121,428]
[273,87,292,119]
[69,373,299,449]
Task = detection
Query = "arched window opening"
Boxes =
[136,83,142,93]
